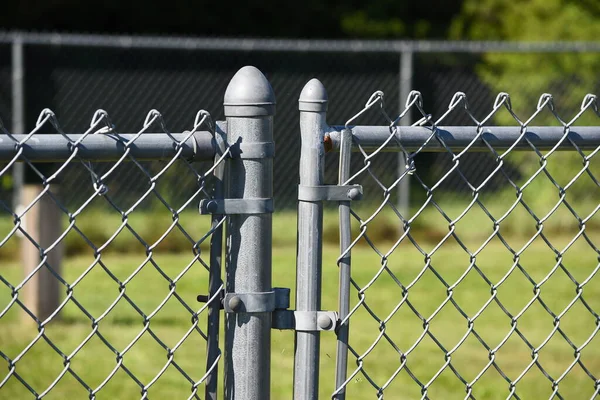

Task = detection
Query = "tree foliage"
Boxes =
[450,0,600,124]
[451,0,600,208]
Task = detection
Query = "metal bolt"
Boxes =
[347,187,361,200]
[205,200,218,213]
[228,296,242,312]
[317,314,333,330]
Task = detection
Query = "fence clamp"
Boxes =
[272,310,338,332]
[222,287,290,313]
[198,287,337,331]
[298,185,363,202]
[199,198,274,214]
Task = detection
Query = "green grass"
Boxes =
[3,190,599,261]
[0,209,306,261]
[1,220,599,399]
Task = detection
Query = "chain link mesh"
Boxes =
[1,37,597,211]
[333,91,600,399]
[0,108,225,399]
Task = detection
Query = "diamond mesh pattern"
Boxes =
[1,37,596,210]
[333,91,600,399]
[0,109,225,399]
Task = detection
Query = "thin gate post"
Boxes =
[333,128,353,400]
[223,66,275,400]
[295,79,328,399]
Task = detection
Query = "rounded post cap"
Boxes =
[299,78,328,112]
[224,66,276,117]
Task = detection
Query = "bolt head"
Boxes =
[206,200,218,213]
[317,314,333,330]
[228,296,242,312]
[347,187,361,200]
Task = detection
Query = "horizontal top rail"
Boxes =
[0,31,599,53]
[327,126,600,152]
[0,131,215,162]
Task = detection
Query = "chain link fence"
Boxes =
[0,106,226,399]
[0,34,599,399]
[0,33,598,211]
[323,88,600,398]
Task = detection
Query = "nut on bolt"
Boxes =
[228,295,242,312]
[347,187,361,200]
[205,200,219,213]
[317,314,333,330]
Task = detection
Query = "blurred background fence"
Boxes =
[0,32,599,213]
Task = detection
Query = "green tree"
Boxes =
[450,0,600,214]
[450,0,599,124]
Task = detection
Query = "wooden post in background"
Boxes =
[21,184,63,323]
[14,35,64,324]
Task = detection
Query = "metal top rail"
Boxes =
[0,131,215,162]
[326,126,600,152]
[2,126,598,163]
[0,31,599,53]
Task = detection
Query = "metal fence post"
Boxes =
[398,50,413,220]
[223,66,275,400]
[11,35,24,210]
[295,78,328,399]
[204,122,227,400]
[14,35,64,324]
[333,128,353,400]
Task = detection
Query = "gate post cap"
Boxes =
[299,78,328,112]
[224,66,276,117]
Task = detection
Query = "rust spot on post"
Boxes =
[324,135,333,153]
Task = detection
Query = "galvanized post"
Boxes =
[398,50,413,220]
[14,35,64,324]
[223,66,275,400]
[333,128,353,400]
[11,36,24,210]
[204,122,227,400]
[295,79,328,399]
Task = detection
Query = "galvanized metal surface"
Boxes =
[334,128,354,400]
[0,132,215,162]
[205,120,227,400]
[397,50,413,219]
[327,126,600,152]
[294,78,328,400]
[11,38,24,209]
[199,198,274,215]
[297,184,363,202]
[223,66,275,400]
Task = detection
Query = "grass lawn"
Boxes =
[1,226,599,399]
